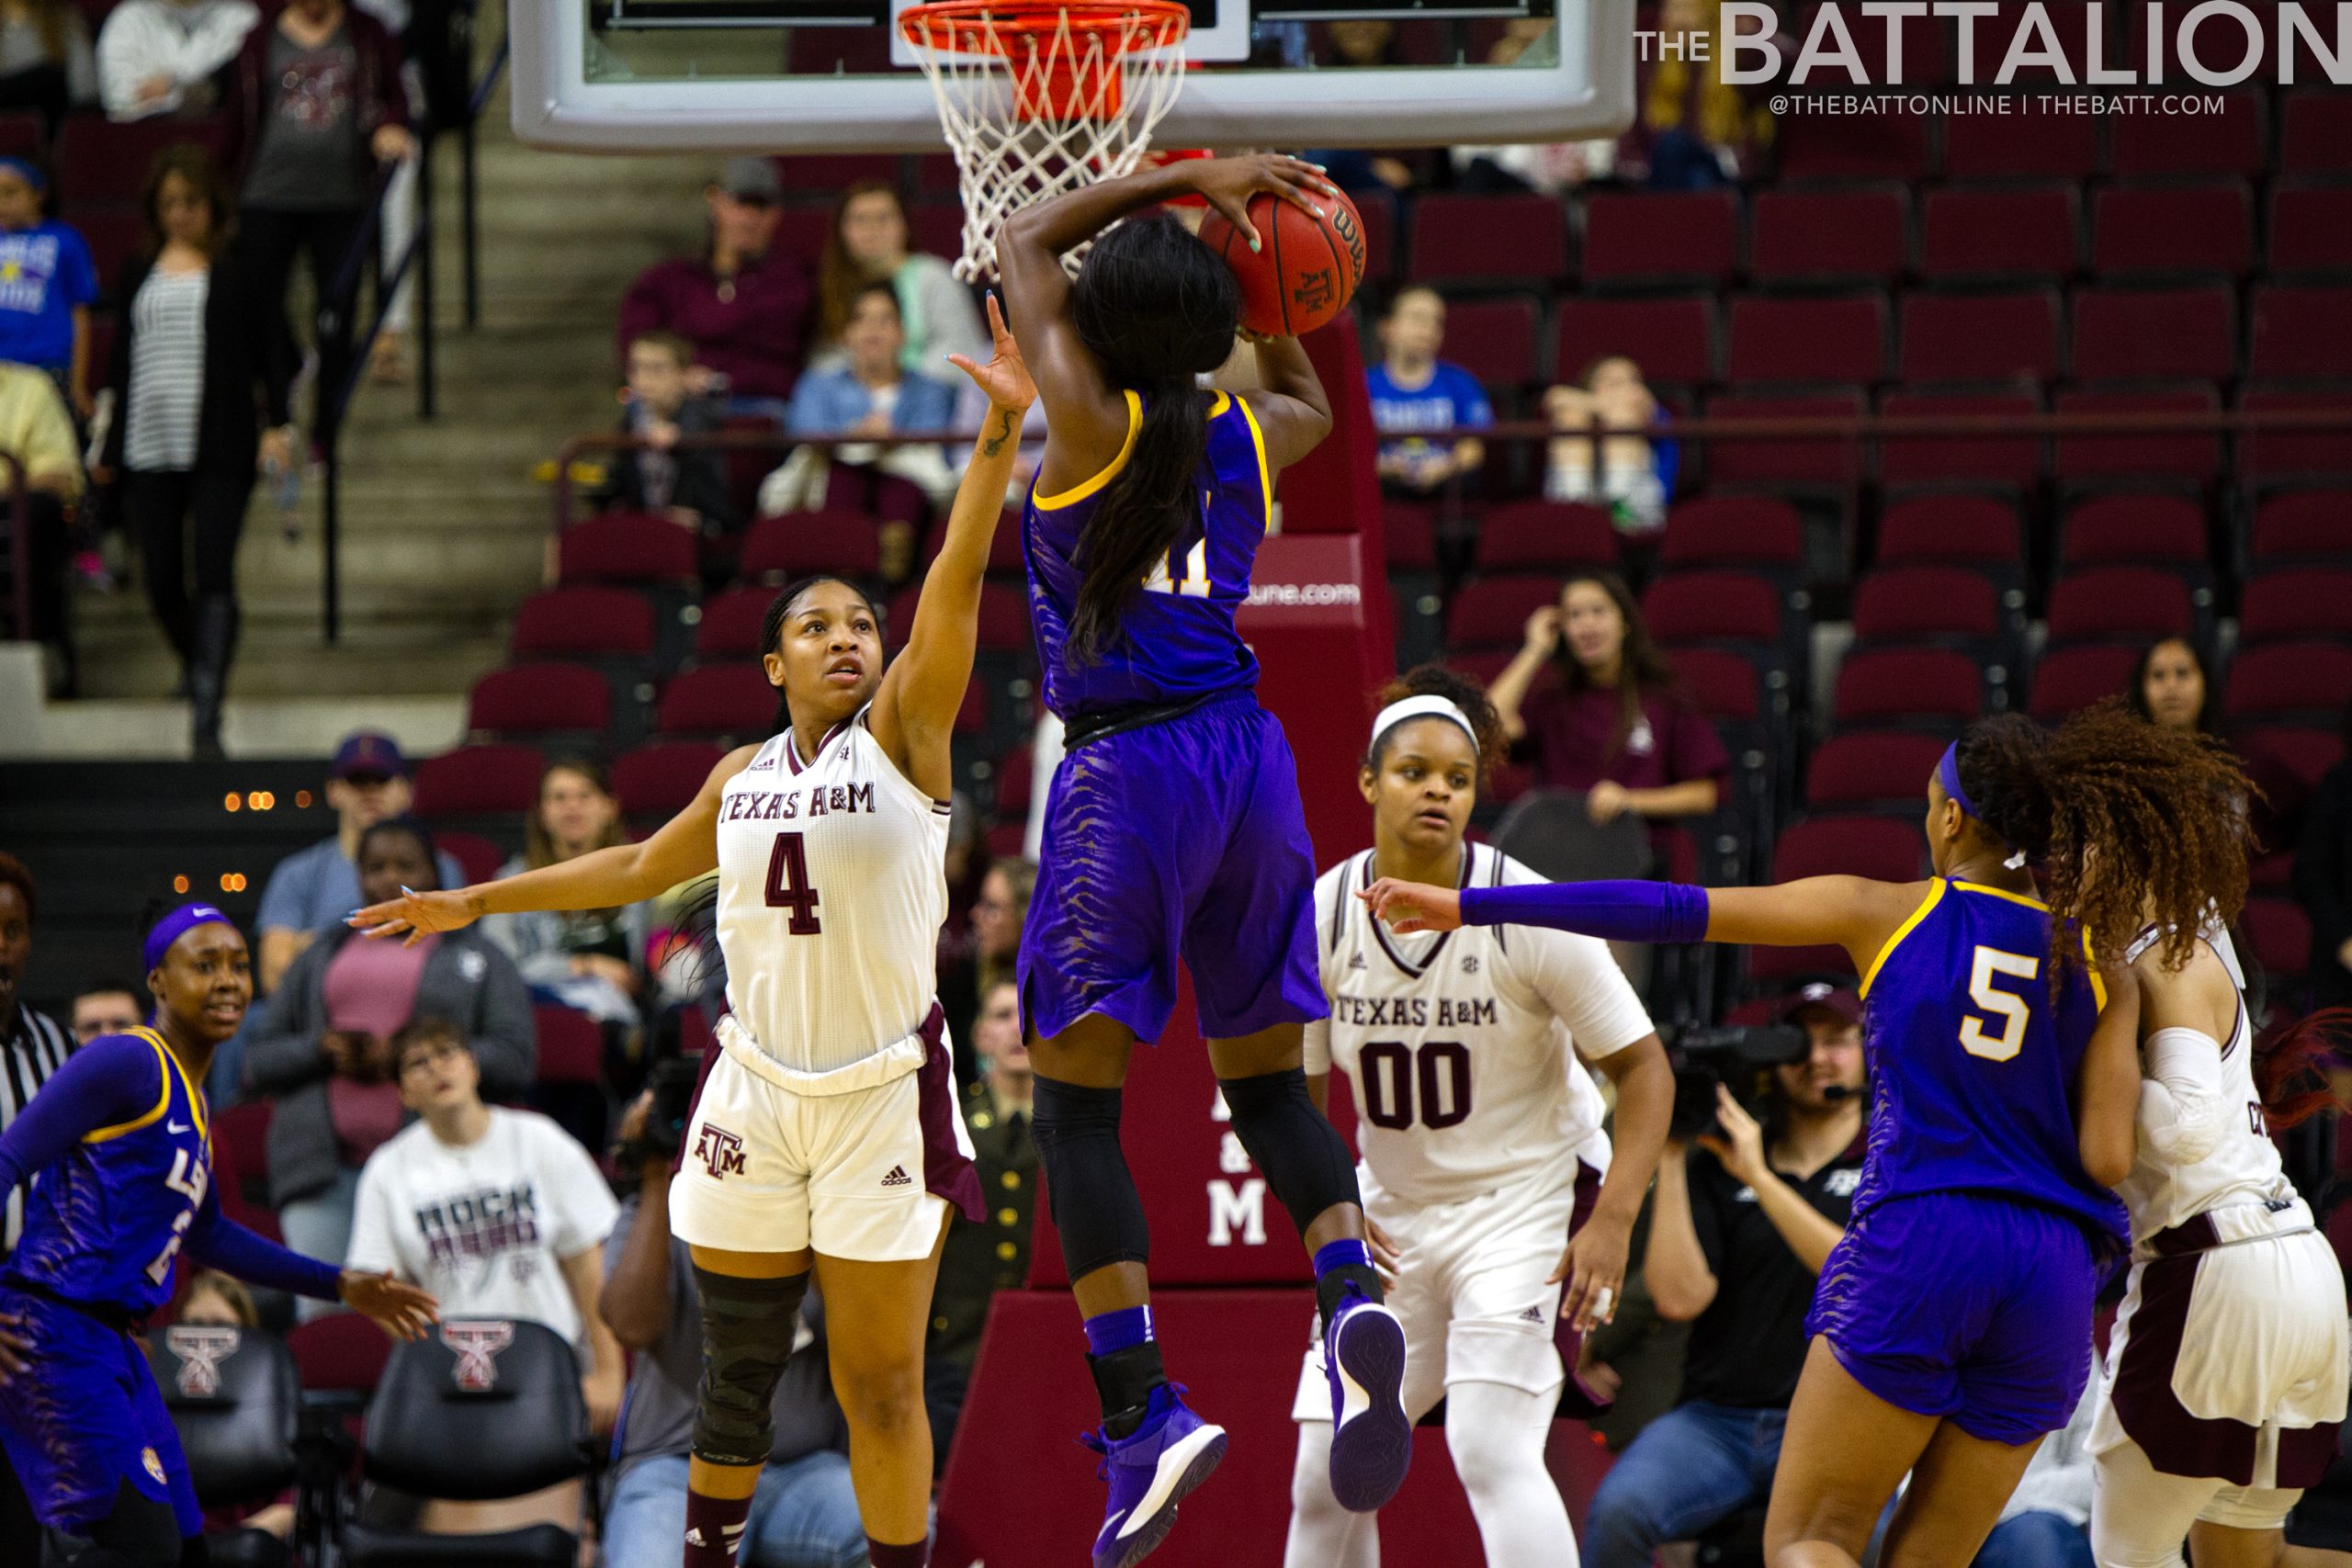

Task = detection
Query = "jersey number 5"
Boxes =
[1960,946,2039,1062]
[764,833,822,935]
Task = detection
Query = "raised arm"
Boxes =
[1240,334,1332,476]
[351,748,752,943]
[870,294,1035,803]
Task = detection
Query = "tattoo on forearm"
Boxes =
[980,411,1014,458]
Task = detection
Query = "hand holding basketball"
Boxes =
[1196,161,1366,339]
[1183,153,1336,248]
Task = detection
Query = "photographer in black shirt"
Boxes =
[1582,984,1868,1567]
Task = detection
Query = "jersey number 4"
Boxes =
[764,832,822,935]
[1358,1041,1473,1131]
[1960,946,2039,1062]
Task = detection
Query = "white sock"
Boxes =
[1445,1380,1577,1568]
[1285,1418,1379,1568]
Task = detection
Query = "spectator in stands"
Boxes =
[98,142,289,760]
[0,850,62,1561]
[1453,18,1617,194]
[350,1016,623,1534]
[1581,985,1867,1566]
[484,758,650,1032]
[248,816,531,1302]
[1625,0,1778,188]
[815,181,987,377]
[0,158,96,418]
[96,0,259,121]
[172,1269,300,1540]
[1544,355,1679,533]
[594,329,736,539]
[616,157,810,426]
[943,856,1032,1086]
[2126,636,2218,736]
[221,0,413,442]
[2295,703,2352,1013]
[599,1089,865,1568]
[68,978,142,1043]
[924,978,1035,1474]
[1488,570,1727,858]
[0,1,95,132]
[0,357,83,692]
[1366,287,1489,498]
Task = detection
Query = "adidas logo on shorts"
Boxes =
[882,1164,913,1188]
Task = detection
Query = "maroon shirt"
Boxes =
[1522,679,1730,874]
[616,250,813,401]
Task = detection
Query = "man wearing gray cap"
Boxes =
[616,157,814,426]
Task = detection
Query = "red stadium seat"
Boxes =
[1774,106,1929,183]
[1806,731,1948,811]
[1471,502,1616,573]
[1642,572,1786,652]
[738,508,884,581]
[695,585,776,660]
[1774,811,1928,883]
[1657,497,1804,574]
[1832,647,1983,727]
[2030,645,2142,720]
[2059,494,2208,570]
[1898,290,2061,387]
[2268,185,2352,279]
[612,741,726,819]
[55,114,223,204]
[2071,286,2236,382]
[656,665,776,742]
[1444,576,1564,648]
[2227,643,2352,722]
[1850,568,2003,645]
[77,209,144,306]
[1674,648,1770,726]
[2108,92,2264,179]
[534,1004,603,1087]
[1877,391,2040,491]
[1725,294,1888,386]
[2240,389,2352,484]
[2282,93,2352,176]
[2239,725,2346,802]
[558,513,698,587]
[2250,288,2352,381]
[1941,105,2098,181]
[2254,491,2352,563]
[1553,296,1715,389]
[2092,181,2253,278]
[1748,187,1908,288]
[466,664,610,740]
[2241,569,2352,647]
[2054,388,2222,487]
[917,510,1023,576]
[1917,185,2077,283]
[2239,899,2312,985]
[412,744,544,817]
[1383,501,1438,571]
[1874,495,2022,568]
[2046,568,2196,646]
[509,586,656,662]
[1703,391,1867,487]
[209,1101,277,1239]
[1441,647,1517,687]
[1438,296,1541,390]
[1578,189,1738,288]
[884,581,1029,651]
[435,830,506,887]
[1406,194,1567,284]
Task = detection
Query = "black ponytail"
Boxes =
[1064,212,1240,665]
[1953,714,2055,860]
[759,574,880,736]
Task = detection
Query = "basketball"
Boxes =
[1198,188,1366,339]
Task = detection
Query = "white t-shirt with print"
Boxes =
[347,1107,619,1348]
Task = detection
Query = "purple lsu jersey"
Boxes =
[6,1029,213,1315]
[1023,388,1271,717]
[1851,879,2130,1251]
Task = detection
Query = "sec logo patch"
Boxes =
[141,1447,166,1484]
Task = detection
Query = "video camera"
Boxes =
[1668,1023,1814,1140]
[614,1052,705,1169]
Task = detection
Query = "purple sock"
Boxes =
[1083,1303,1154,1358]
[866,1538,929,1567]
[1314,1239,1373,1277]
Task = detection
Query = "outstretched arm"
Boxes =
[871,294,1036,802]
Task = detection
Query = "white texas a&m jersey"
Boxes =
[715,706,952,1078]
[1303,843,1655,1209]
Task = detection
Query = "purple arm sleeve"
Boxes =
[185,1190,345,1303]
[0,1034,164,1194]
[1457,879,1712,945]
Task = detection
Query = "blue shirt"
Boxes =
[255,836,467,939]
[0,221,96,373]
[1364,360,1492,464]
[784,367,959,437]
[1023,389,1268,718]
[1853,879,2130,1251]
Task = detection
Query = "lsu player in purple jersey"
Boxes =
[0,903,435,1567]
[1366,714,2133,1568]
[995,154,1412,1567]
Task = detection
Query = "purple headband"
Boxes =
[143,902,232,973]
[1936,740,1980,821]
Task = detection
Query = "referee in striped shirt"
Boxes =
[0,850,74,1559]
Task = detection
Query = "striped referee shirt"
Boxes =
[0,1002,74,1255]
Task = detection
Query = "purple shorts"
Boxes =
[0,1285,201,1538]
[1020,693,1327,1044]
[1804,1191,2098,1446]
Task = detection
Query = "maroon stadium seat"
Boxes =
[534,1004,603,1087]
[1917,185,2077,284]
[2239,898,2312,985]
[2240,389,2352,483]
[1472,502,1617,572]
[918,509,1023,576]
[2054,388,2222,487]
[2282,93,2352,177]
[2250,288,2352,381]
[2030,645,2142,720]
[1353,187,1396,284]
[1643,572,1786,651]
[1831,647,1982,727]
[0,110,39,162]
[2092,181,2253,278]
[2071,286,2236,382]
[773,206,831,266]
[434,831,505,888]
[1850,568,2002,645]
[55,114,223,204]
[1897,291,2061,386]
[1553,296,1714,389]
[467,664,611,739]
[1579,189,1737,288]
[1725,294,1888,386]
[1703,391,1867,487]
[995,741,1034,819]
[209,1101,278,1240]
[2239,725,2346,801]
[656,665,777,741]
[2268,185,2352,279]
[1941,104,2098,180]
[882,581,1029,652]
[509,587,656,661]
[1383,501,1438,571]
[288,1313,394,1398]
[558,513,698,587]
[2060,495,2207,570]
[2242,568,2352,646]
[1749,187,1908,288]
[1774,106,1929,183]
[1442,647,1517,687]
[1674,647,1769,726]
[2254,491,2352,563]
[1438,296,1541,390]
[1406,193,1567,284]
[738,508,884,581]
[1878,391,2041,491]
[1874,495,2022,568]
[695,585,777,660]
[77,209,143,306]
[412,744,546,818]
[773,152,899,192]
[1657,497,1804,574]
[1444,576,1564,649]
[2046,567,2196,645]
[2228,643,2352,722]
[1750,816,1919,980]
[2109,91,2265,178]
[1805,731,1947,811]
[612,741,727,820]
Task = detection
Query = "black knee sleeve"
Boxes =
[1219,1067,1363,1241]
[1031,1076,1150,1280]
[690,1266,809,1468]
[48,1481,182,1568]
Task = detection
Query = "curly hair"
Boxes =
[1363,664,1507,788]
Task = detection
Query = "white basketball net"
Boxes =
[900,3,1191,282]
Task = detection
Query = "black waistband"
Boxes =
[1063,688,1244,750]
[0,1274,142,1335]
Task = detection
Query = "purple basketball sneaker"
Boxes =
[1323,1293,1410,1512]
[1080,1383,1227,1568]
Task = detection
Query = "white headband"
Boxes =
[1371,694,1477,752]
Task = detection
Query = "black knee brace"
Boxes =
[690,1266,810,1468]
[1031,1076,1150,1280]
[1218,1067,1363,1240]
[47,1481,182,1568]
